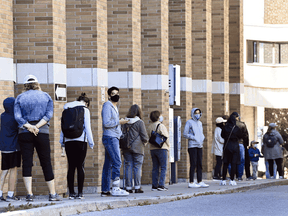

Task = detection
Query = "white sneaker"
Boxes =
[229,180,237,186]
[188,182,201,188]
[279,176,284,179]
[220,180,226,186]
[198,181,209,188]
[111,187,129,196]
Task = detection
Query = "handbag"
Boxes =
[120,123,139,150]
[149,123,167,148]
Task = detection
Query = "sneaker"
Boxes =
[49,193,62,201]
[76,193,84,199]
[151,186,158,191]
[126,189,133,193]
[69,193,77,200]
[6,195,20,201]
[188,182,201,188]
[111,187,129,196]
[279,176,284,179]
[237,177,243,181]
[270,176,275,179]
[135,188,144,193]
[213,177,221,181]
[157,186,168,191]
[198,182,209,188]
[101,191,111,197]
[26,194,34,202]
[253,177,257,180]
[0,196,7,202]
[229,180,237,186]
[220,180,226,186]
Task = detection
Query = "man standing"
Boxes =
[101,86,129,196]
[232,112,252,180]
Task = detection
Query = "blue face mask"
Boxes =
[159,115,163,122]
[195,114,201,120]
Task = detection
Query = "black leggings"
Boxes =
[18,133,54,181]
[223,162,237,181]
[268,158,283,177]
[214,156,222,178]
[65,141,87,194]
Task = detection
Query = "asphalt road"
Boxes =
[73,185,288,216]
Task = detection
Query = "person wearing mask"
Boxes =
[184,108,209,188]
[0,97,21,201]
[231,112,251,181]
[14,75,61,202]
[248,140,263,180]
[101,86,129,197]
[220,114,244,186]
[211,117,227,181]
[122,104,149,193]
[147,111,169,191]
[262,123,284,179]
[60,93,94,199]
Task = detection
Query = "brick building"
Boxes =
[0,0,287,195]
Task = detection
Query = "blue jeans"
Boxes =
[123,151,144,190]
[151,149,168,188]
[228,144,245,178]
[101,135,122,192]
[265,160,277,178]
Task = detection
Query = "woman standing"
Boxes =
[122,104,149,193]
[263,123,284,179]
[147,111,169,191]
[14,75,61,202]
[59,93,94,199]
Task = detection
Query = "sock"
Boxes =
[8,191,14,197]
[0,191,2,197]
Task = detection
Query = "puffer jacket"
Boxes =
[122,116,149,155]
[263,129,284,160]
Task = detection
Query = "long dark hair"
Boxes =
[77,92,90,107]
[127,104,143,119]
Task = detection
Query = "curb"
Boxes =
[3,179,288,216]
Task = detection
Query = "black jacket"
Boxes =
[236,120,249,148]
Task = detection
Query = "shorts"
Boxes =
[1,151,21,170]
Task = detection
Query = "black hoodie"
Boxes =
[0,97,19,152]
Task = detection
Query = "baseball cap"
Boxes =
[216,117,227,124]
[231,112,239,117]
[251,140,259,145]
[23,75,38,84]
[269,123,277,128]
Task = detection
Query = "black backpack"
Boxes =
[61,106,85,139]
[266,133,277,148]
[119,123,139,150]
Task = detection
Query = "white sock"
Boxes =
[0,191,2,197]
[8,191,14,197]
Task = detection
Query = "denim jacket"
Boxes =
[14,90,53,131]
[101,100,122,139]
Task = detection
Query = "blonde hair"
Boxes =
[23,82,41,91]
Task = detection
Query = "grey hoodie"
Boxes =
[183,108,205,148]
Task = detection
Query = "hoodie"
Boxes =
[0,97,20,152]
[59,101,94,149]
[183,108,205,148]
[122,116,149,155]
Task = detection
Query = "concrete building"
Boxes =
[0,0,287,195]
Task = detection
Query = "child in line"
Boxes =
[0,97,21,201]
[248,140,263,180]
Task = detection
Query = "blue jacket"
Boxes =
[183,107,205,148]
[0,97,20,152]
[101,100,122,139]
[248,147,261,162]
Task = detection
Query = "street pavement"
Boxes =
[1,178,288,216]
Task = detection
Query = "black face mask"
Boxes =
[110,95,120,102]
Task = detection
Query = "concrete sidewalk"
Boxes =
[1,178,288,216]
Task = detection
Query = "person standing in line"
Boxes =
[248,140,263,180]
[101,86,129,197]
[147,111,169,191]
[0,97,21,201]
[14,75,61,202]
[60,93,94,199]
[184,108,209,188]
[122,104,149,193]
[211,117,227,181]
[262,123,284,179]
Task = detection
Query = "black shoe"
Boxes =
[151,186,158,191]
[26,194,34,202]
[76,193,84,199]
[213,177,221,181]
[6,195,20,201]
[49,193,62,201]
[0,196,7,201]
[238,177,243,181]
[69,193,77,200]
[101,191,111,197]
[135,188,144,193]
[126,189,133,193]
[157,186,168,191]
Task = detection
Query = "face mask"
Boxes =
[254,144,258,148]
[159,115,163,122]
[110,95,120,102]
[195,114,201,120]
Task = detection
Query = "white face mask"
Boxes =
[254,144,258,148]
[159,115,163,122]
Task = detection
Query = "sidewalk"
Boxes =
[2,178,288,216]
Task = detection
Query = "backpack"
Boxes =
[61,106,85,139]
[119,123,139,150]
[266,133,277,148]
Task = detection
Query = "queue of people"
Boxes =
[0,75,286,201]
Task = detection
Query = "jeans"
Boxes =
[188,148,203,183]
[265,160,277,178]
[123,151,144,190]
[238,144,245,178]
[151,149,168,188]
[251,161,258,179]
[101,135,122,192]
